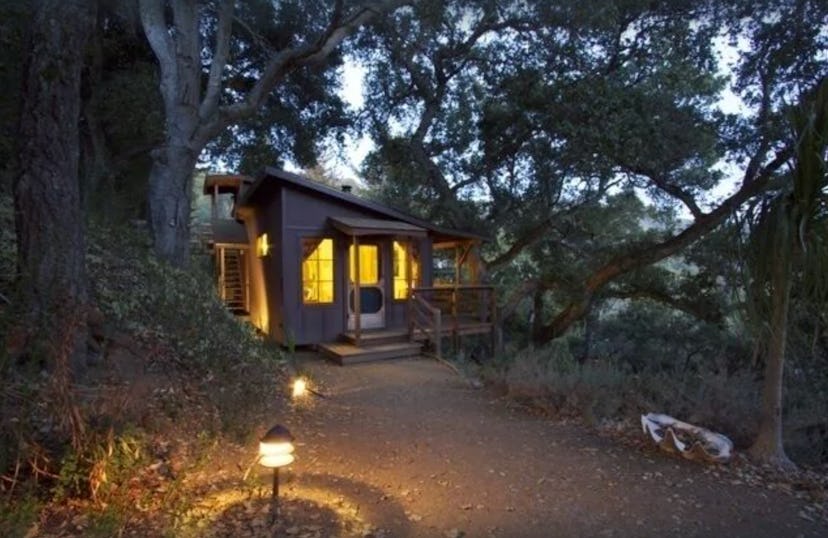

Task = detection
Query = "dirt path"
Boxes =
[215,355,827,537]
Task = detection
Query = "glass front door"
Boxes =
[348,243,385,330]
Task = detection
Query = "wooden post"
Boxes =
[407,288,414,342]
[212,184,218,219]
[406,240,413,298]
[489,287,497,357]
[243,249,250,313]
[451,286,459,354]
[434,308,442,361]
[218,247,225,301]
[353,235,361,347]
[454,245,461,285]
[406,240,414,341]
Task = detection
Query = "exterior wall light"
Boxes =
[259,424,294,515]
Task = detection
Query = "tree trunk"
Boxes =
[14,0,94,374]
[530,288,546,345]
[749,211,795,469]
[579,307,596,364]
[137,0,404,265]
[146,143,198,266]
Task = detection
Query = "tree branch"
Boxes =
[536,146,793,342]
[199,0,235,121]
[606,288,723,325]
[138,0,176,109]
[201,0,406,144]
[650,174,705,219]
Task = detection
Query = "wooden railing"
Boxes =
[408,293,443,358]
[407,285,496,359]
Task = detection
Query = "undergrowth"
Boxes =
[482,339,826,461]
[0,194,286,536]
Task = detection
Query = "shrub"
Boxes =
[490,341,763,441]
[1,195,287,529]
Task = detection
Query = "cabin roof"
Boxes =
[211,218,247,244]
[240,167,488,242]
[329,217,427,237]
[203,174,250,195]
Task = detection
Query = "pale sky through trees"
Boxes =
[323,34,751,217]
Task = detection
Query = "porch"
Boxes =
[319,284,496,365]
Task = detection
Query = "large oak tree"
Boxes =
[138,0,405,266]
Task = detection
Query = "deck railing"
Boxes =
[407,285,496,359]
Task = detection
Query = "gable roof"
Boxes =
[239,167,487,242]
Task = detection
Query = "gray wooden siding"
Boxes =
[269,187,435,346]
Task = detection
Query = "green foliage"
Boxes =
[0,491,40,538]
[492,341,632,425]
[201,0,351,173]
[52,451,85,502]
[0,192,285,534]
[489,340,762,442]
[86,223,285,438]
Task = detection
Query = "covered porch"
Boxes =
[319,222,495,365]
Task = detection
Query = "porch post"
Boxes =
[353,235,361,346]
[211,184,218,219]
[405,238,413,295]
[452,245,459,353]
[243,248,250,313]
[218,247,225,301]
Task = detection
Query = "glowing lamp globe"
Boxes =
[259,424,295,468]
[292,377,307,399]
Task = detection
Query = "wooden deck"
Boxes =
[323,285,496,365]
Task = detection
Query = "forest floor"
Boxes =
[190,352,828,538]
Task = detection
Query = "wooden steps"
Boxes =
[341,328,409,346]
[319,340,422,365]
[220,248,248,313]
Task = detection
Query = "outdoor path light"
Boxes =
[259,424,294,519]
[291,376,327,399]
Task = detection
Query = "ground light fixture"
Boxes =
[259,424,294,517]
[292,377,308,398]
[291,376,327,400]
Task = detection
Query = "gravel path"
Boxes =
[242,354,827,538]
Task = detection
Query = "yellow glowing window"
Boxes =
[301,238,334,304]
[257,233,269,257]
[393,241,420,299]
[349,244,379,284]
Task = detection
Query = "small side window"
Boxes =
[301,238,334,304]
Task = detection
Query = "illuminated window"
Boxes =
[393,241,420,299]
[257,233,269,257]
[301,238,334,304]
[349,244,379,285]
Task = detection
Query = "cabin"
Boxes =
[203,168,495,364]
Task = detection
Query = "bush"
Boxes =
[1,197,287,529]
[489,341,763,442]
[86,222,286,438]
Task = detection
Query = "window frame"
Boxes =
[392,240,420,301]
[300,236,335,305]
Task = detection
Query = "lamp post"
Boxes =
[259,424,294,518]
